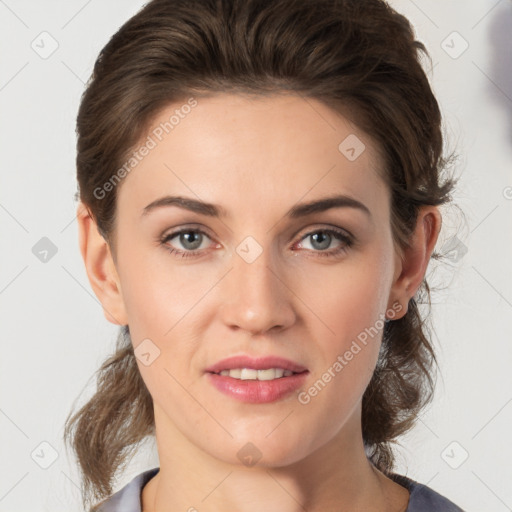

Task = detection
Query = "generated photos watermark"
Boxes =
[93,97,198,200]
[297,302,403,405]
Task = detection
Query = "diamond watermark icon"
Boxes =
[338,134,365,161]
[236,236,263,264]
[31,441,59,469]
[441,441,469,469]
[441,31,469,59]
[134,338,161,366]
[441,235,468,264]
[31,31,59,59]
[237,442,262,467]
[32,237,58,263]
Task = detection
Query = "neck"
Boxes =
[142,404,409,512]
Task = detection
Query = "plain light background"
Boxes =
[1,0,511,510]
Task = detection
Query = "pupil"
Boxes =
[312,232,330,250]
[182,232,201,250]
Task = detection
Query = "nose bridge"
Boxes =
[220,235,294,333]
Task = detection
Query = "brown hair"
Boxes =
[64,0,462,509]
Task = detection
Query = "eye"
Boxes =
[160,227,216,258]
[160,226,354,259]
[294,228,354,258]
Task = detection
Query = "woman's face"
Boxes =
[108,93,404,467]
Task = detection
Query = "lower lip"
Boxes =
[206,371,309,403]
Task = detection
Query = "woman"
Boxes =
[64,0,464,510]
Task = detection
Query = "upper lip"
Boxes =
[205,355,308,374]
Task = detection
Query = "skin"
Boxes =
[77,93,441,512]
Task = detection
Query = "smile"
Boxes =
[216,368,296,380]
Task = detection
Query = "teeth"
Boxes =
[218,368,295,380]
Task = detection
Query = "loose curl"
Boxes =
[63,0,462,509]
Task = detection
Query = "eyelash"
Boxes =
[159,226,354,259]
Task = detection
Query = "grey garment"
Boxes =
[96,467,465,512]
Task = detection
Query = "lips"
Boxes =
[205,355,308,374]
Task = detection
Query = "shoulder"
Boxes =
[93,468,465,512]
[390,473,465,512]
[95,468,160,512]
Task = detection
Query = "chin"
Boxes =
[211,434,311,469]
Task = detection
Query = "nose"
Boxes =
[219,244,296,335]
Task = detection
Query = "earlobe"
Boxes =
[387,206,442,319]
[76,202,129,326]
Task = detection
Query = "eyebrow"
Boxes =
[141,194,372,220]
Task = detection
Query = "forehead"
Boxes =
[117,93,389,223]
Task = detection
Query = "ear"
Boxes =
[387,206,442,320]
[76,202,129,326]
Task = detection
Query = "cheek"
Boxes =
[117,244,211,336]
[297,250,392,345]
[116,253,213,393]
[295,247,392,397]
[297,267,388,426]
